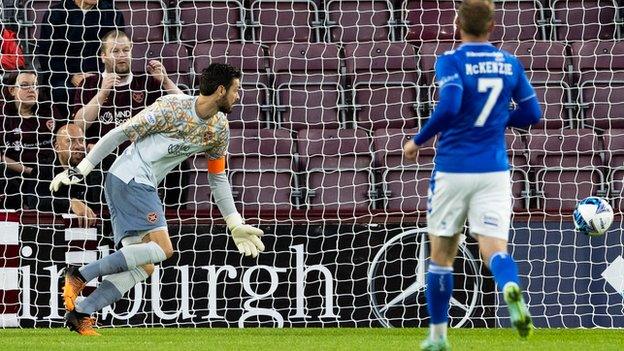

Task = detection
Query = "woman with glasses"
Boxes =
[1,70,59,209]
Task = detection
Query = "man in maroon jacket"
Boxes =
[73,30,183,151]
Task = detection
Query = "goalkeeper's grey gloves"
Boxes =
[226,213,265,258]
[49,159,94,192]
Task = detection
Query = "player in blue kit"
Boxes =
[403,1,542,349]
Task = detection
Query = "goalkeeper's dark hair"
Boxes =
[199,63,241,96]
[458,0,495,37]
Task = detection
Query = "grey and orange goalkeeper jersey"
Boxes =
[108,94,229,187]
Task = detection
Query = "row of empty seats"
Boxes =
[184,128,624,215]
[18,0,623,44]
[122,40,624,130]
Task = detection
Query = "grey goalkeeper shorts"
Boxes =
[104,174,167,247]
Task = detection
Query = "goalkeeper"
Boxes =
[49,63,264,336]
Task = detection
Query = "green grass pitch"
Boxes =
[1,328,622,351]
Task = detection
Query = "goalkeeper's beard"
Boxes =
[217,97,234,114]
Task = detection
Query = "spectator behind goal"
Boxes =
[35,0,124,120]
[34,124,102,227]
[74,30,183,153]
[0,70,57,210]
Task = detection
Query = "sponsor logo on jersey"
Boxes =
[144,112,157,125]
[101,111,114,123]
[167,143,192,156]
[438,73,460,87]
[101,110,132,125]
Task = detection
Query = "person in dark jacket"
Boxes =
[36,123,100,227]
[0,70,57,210]
[35,0,124,119]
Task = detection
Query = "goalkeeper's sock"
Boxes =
[79,242,166,283]
[425,262,453,341]
[75,267,149,315]
[489,251,520,289]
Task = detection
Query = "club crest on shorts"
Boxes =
[147,212,158,223]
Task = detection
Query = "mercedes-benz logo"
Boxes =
[368,228,482,328]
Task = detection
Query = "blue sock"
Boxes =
[426,263,454,326]
[489,252,520,289]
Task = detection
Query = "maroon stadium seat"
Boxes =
[571,41,624,129]
[490,0,547,41]
[571,40,624,82]
[401,0,457,42]
[298,129,375,213]
[186,129,299,213]
[132,43,192,93]
[579,82,624,130]
[499,41,568,83]
[177,0,245,44]
[506,130,531,211]
[193,43,272,129]
[551,0,620,41]
[250,0,322,43]
[325,0,396,43]
[343,42,420,130]
[603,130,624,211]
[372,128,434,213]
[370,129,530,213]
[527,129,605,213]
[417,41,459,116]
[271,43,344,130]
[499,41,573,129]
[530,83,574,130]
[114,0,169,43]
[418,41,460,85]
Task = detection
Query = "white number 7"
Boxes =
[474,78,503,127]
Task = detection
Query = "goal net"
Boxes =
[0,0,623,328]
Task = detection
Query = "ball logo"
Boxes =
[367,228,481,328]
[146,212,158,223]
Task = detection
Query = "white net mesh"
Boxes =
[0,0,623,328]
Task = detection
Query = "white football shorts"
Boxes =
[426,170,512,240]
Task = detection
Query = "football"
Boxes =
[573,197,614,236]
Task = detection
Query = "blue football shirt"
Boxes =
[415,42,536,173]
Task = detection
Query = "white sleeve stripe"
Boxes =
[440,83,463,90]
[517,94,536,103]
